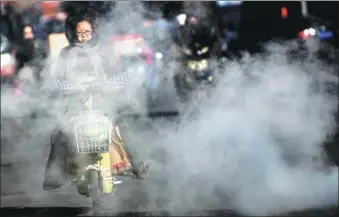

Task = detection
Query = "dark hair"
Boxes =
[75,8,99,31]
[65,8,99,45]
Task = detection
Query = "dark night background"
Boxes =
[162,1,339,47]
[58,1,339,48]
[0,1,338,217]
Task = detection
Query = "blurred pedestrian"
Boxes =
[16,23,47,82]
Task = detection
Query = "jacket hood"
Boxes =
[64,8,99,47]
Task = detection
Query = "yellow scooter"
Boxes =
[66,76,127,215]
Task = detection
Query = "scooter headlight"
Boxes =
[187,60,209,71]
[197,59,208,70]
[197,46,209,55]
[187,61,197,70]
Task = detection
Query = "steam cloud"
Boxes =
[1,2,338,216]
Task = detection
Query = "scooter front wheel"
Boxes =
[90,170,102,215]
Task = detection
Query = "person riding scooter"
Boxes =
[173,14,221,60]
[171,14,221,99]
[43,8,149,190]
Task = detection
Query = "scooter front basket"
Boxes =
[71,111,113,154]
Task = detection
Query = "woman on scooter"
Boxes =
[43,8,149,190]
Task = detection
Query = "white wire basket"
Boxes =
[70,111,113,154]
[56,74,131,92]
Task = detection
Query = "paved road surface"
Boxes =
[1,64,338,216]
[1,103,338,216]
[0,74,184,215]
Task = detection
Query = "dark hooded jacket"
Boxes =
[16,23,47,69]
[172,15,221,58]
[42,9,148,191]
[54,8,110,80]
[60,8,100,57]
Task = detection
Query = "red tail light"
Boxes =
[299,30,309,39]
[298,28,316,39]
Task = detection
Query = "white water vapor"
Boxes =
[1,2,338,216]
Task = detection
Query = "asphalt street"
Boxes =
[1,64,338,216]
[0,71,185,215]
